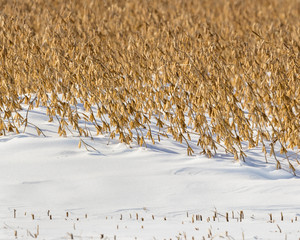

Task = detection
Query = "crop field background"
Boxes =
[0,0,300,239]
[0,0,299,169]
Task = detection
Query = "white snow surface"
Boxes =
[0,106,299,239]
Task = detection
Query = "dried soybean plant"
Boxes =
[0,0,299,172]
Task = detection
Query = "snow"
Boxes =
[0,105,299,239]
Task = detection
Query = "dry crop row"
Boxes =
[8,208,300,239]
[0,0,299,172]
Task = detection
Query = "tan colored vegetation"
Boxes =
[0,0,299,171]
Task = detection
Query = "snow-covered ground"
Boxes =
[0,106,299,239]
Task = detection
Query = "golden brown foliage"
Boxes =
[0,0,299,171]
